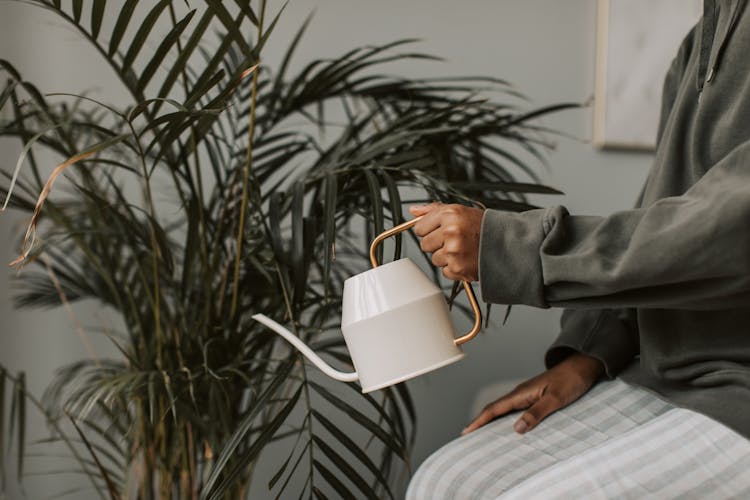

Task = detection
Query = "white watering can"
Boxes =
[252,216,482,393]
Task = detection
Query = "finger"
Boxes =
[409,203,439,217]
[513,393,562,434]
[412,206,444,237]
[442,267,462,282]
[431,249,448,268]
[461,391,532,435]
[420,228,444,253]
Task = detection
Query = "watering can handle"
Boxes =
[369,216,482,346]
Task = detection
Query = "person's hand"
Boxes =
[409,203,484,282]
[462,352,605,435]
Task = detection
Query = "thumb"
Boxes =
[513,393,561,434]
[409,202,439,217]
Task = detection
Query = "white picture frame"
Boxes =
[593,0,702,150]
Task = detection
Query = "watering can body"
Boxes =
[341,258,466,392]
[252,216,482,393]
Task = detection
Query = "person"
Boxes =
[407,0,750,498]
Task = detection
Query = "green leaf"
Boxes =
[0,367,5,489]
[0,78,19,113]
[291,180,305,308]
[205,0,253,60]
[76,133,131,158]
[232,0,259,25]
[78,417,126,470]
[312,410,393,499]
[207,385,302,500]
[312,486,328,500]
[90,0,106,40]
[497,102,580,130]
[16,373,25,482]
[309,382,405,458]
[108,0,138,57]
[7,376,16,455]
[161,371,177,425]
[313,435,379,500]
[200,359,294,498]
[68,415,120,498]
[1,123,64,212]
[252,2,287,59]
[268,442,310,490]
[121,0,171,74]
[142,209,174,275]
[180,197,200,297]
[183,38,234,107]
[273,12,313,92]
[363,170,384,265]
[147,373,155,424]
[313,460,356,499]
[184,69,227,109]
[272,441,310,499]
[154,8,214,110]
[482,199,538,212]
[47,486,103,499]
[338,373,405,448]
[268,191,286,261]
[322,174,337,295]
[72,0,83,23]
[503,304,512,325]
[380,170,403,261]
[394,382,416,430]
[267,427,308,490]
[136,9,197,93]
[128,97,187,122]
[451,181,562,195]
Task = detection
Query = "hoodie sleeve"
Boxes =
[544,308,638,377]
[535,24,700,374]
[478,138,750,311]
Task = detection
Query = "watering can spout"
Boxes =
[252,314,359,383]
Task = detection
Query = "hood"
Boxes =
[697,0,747,93]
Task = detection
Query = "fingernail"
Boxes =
[461,427,469,436]
[513,419,528,434]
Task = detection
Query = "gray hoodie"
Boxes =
[479,0,750,438]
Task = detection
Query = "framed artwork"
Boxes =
[594,0,702,150]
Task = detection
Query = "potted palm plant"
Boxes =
[0,1,571,498]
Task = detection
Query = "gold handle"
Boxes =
[369,216,482,346]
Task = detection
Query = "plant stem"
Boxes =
[274,265,316,498]
[230,0,267,319]
[68,413,120,500]
[168,2,213,333]
[127,121,164,370]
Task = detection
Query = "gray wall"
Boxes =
[0,1,653,497]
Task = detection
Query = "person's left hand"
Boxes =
[409,203,484,282]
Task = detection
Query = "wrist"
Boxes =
[568,352,605,381]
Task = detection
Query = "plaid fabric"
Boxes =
[406,379,750,499]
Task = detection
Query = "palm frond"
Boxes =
[0,2,575,498]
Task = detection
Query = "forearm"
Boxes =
[479,142,750,310]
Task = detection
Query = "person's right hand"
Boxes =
[462,352,604,435]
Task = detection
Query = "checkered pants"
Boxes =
[407,379,750,499]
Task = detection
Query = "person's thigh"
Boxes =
[504,407,750,499]
[406,379,675,499]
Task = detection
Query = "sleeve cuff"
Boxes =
[544,309,638,378]
[478,207,551,307]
